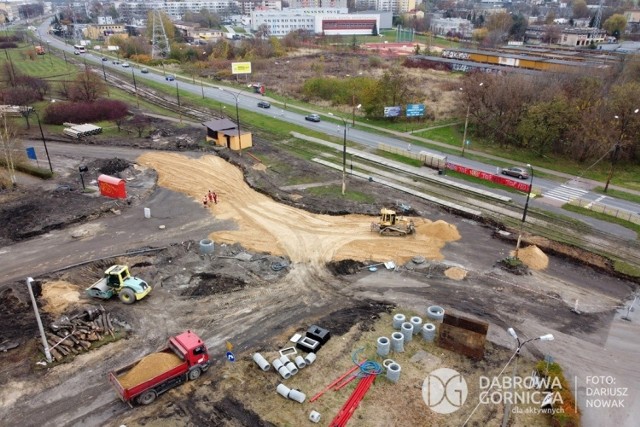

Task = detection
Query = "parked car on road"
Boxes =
[165,75,175,81]
[305,114,321,122]
[257,101,270,109]
[501,167,530,179]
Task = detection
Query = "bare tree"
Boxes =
[68,69,107,102]
[128,114,151,137]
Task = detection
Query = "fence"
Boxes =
[568,198,640,225]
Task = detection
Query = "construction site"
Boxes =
[0,119,638,427]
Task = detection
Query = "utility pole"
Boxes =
[26,277,52,363]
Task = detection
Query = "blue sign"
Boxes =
[383,106,402,118]
[226,351,235,362]
[26,147,37,160]
[406,104,425,117]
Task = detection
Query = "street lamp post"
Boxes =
[33,110,53,173]
[176,81,182,124]
[219,88,244,156]
[131,68,139,108]
[501,328,554,427]
[275,60,290,109]
[352,103,361,127]
[514,164,534,259]
[605,110,638,192]
[329,113,348,195]
[460,83,483,157]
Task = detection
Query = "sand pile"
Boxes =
[118,352,183,388]
[444,267,467,280]
[416,220,461,241]
[41,280,81,315]
[138,153,462,265]
[513,245,549,270]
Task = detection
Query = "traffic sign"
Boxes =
[226,351,235,362]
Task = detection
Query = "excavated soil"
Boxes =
[118,352,183,389]
[514,244,549,270]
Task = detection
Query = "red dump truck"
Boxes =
[109,331,210,406]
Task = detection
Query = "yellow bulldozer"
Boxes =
[371,208,416,236]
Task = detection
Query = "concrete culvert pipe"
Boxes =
[422,323,436,342]
[199,239,215,254]
[392,313,406,329]
[294,355,306,369]
[401,322,413,343]
[279,355,290,365]
[386,363,401,383]
[427,305,445,322]
[304,352,317,365]
[391,332,404,353]
[288,389,306,403]
[272,359,291,380]
[383,359,396,369]
[377,336,390,357]
[410,316,423,335]
[277,383,291,398]
[309,411,321,423]
[285,361,298,376]
[252,353,271,371]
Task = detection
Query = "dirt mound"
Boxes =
[514,245,549,270]
[87,158,130,176]
[445,267,467,280]
[313,300,394,335]
[185,273,247,297]
[0,287,35,343]
[41,280,81,315]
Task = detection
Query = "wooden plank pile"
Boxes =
[42,306,119,361]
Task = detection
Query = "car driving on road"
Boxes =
[121,62,130,68]
[141,68,149,73]
[257,101,271,109]
[501,167,530,179]
[305,114,321,122]
[165,75,175,81]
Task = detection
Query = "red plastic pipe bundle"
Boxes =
[330,374,376,427]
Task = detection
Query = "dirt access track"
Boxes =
[0,136,639,427]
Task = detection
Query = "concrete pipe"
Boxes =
[279,354,290,365]
[272,359,291,380]
[304,352,317,365]
[392,313,406,329]
[285,361,298,376]
[288,389,306,403]
[422,323,436,342]
[277,383,291,398]
[382,359,396,369]
[252,353,271,371]
[386,362,401,383]
[309,410,321,423]
[410,316,423,335]
[391,332,404,353]
[376,336,390,357]
[294,355,307,369]
[401,322,413,343]
[199,239,215,254]
[426,305,445,322]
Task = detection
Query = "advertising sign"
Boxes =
[406,104,425,117]
[384,106,402,118]
[231,62,252,74]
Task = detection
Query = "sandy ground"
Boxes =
[138,153,461,266]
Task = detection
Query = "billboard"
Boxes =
[231,62,252,75]
[384,106,401,118]
[406,104,425,117]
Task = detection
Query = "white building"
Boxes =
[251,8,380,37]
[116,0,281,21]
[290,0,348,8]
[430,17,473,38]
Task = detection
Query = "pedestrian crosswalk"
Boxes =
[543,185,589,203]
